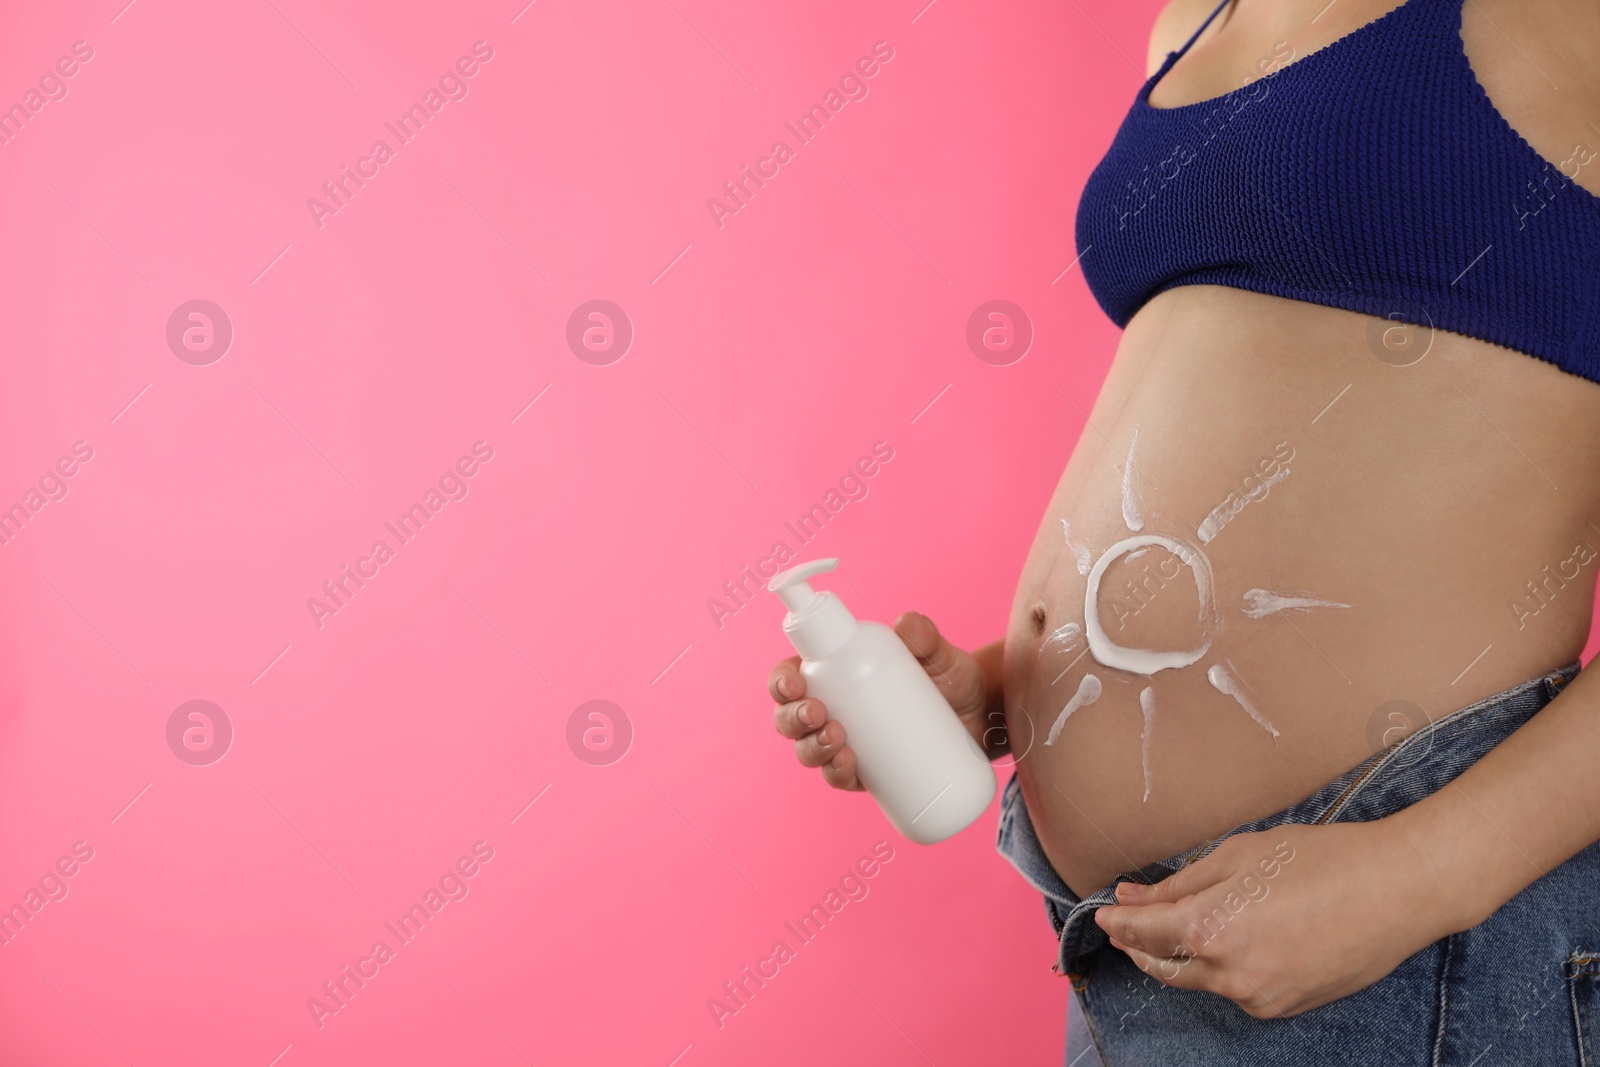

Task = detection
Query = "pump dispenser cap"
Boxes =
[768,558,838,612]
[768,558,857,660]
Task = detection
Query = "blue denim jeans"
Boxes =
[996,661,1600,1066]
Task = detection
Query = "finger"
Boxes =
[1107,937,1214,992]
[819,746,864,791]
[773,698,827,741]
[1095,902,1206,961]
[893,612,962,679]
[794,719,848,769]
[1114,851,1233,906]
[768,657,805,704]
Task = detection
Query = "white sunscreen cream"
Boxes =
[1206,663,1279,738]
[1241,588,1350,618]
[1084,535,1215,674]
[1197,466,1290,543]
[1138,686,1157,802]
[1060,518,1092,576]
[1044,673,1102,746]
[1121,427,1144,532]
[1044,620,1082,652]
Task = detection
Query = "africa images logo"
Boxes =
[305,41,496,229]
[705,40,895,230]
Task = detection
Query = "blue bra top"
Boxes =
[1074,0,1600,383]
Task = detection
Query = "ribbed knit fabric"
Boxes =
[1074,0,1600,383]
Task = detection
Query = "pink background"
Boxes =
[1,1,1595,1064]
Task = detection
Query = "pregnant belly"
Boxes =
[1007,286,1600,898]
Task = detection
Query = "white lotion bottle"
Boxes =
[769,559,996,845]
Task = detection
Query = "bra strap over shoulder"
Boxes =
[1172,0,1236,61]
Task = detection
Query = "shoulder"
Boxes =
[1145,0,1227,76]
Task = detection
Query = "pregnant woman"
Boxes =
[767,0,1600,1062]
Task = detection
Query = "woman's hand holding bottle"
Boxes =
[767,611,1006,792]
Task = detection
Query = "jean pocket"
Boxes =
[1568,952,1600,1066]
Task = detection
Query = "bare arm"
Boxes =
[1392,665,1600,933]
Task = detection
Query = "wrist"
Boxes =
[974,639,1007,716]
[1382,790,1509,935]
[973,638,1009,758]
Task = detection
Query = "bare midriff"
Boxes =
[1003,286,1600,898]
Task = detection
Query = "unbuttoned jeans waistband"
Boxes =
[995,661,1582,977]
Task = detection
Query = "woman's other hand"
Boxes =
[1093,820,1450,1018]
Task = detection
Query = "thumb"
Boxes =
[893,612,964,681]
[894,612,991,725]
